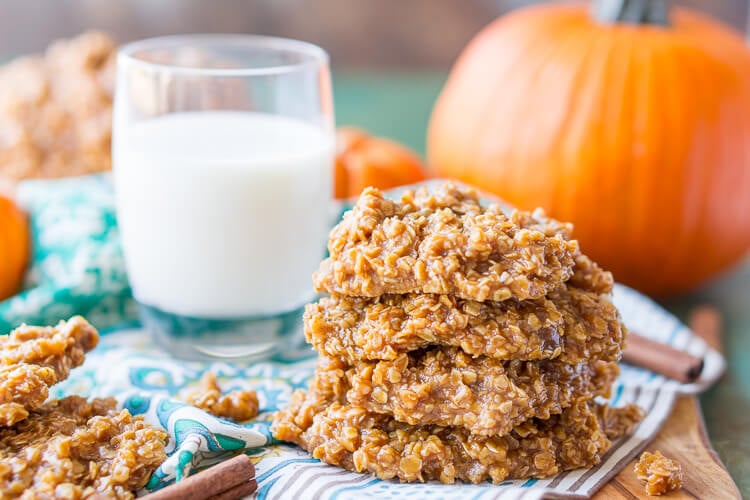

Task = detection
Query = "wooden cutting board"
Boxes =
[594,395,740,498]
[595,306,740,498]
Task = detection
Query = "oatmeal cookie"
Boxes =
[0,31,115,181]
[183,372,260,421]
[316,352,618,436]
[305,286,624,364]
[272,387,612,484]
[0,396,168,499]
[634,450,683,496]
[0,316,99,426]
[313,184,580,302]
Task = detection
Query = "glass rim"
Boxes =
[117,33,329,77]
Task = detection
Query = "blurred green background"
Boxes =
[334,73,444,155]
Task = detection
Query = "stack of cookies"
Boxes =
[272,183,642,484]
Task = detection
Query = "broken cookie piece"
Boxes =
[0,316,99,426]
[634,450,683,496]
[184,372,259,421]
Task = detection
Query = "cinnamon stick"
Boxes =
[208,479,258,500]
[622,332,704,384]
[142,454,256,500]
[688,305,723,352]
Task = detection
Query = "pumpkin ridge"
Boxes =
[579,28,632,259]
[660,35,744,286]
[533,22,604,222]
[430,8,579,185]
[478,12,599,201]
[595,30,636,260]
[624,37,659,280]
[602,32,639,279]
[520,23,586,231]
[663,40,713,285]
[468,14,574,188]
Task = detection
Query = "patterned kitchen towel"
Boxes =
[52,283,725,499]
[0,174,136,332]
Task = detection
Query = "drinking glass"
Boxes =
[113,35,334,360]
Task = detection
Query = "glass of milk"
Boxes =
[113,35,334,360]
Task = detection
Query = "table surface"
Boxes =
[334,71,750,496]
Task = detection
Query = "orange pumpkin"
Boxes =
[428,1,750,296]
[335,127,428,199]
[0,192,29,301]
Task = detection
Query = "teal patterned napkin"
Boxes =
[0,174,136,332]
[51,327,318,493]
[0,175,727,499]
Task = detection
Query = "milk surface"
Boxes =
[113,111,333,317]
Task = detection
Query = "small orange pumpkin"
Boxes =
[335,127,428,199]
[428,1,750,296]
[0,192,30,301]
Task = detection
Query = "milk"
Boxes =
[113,111,333,318]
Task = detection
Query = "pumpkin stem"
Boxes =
[592,0,670,26]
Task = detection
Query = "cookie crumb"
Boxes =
[634,450,683,495]
[184,373,259,421]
